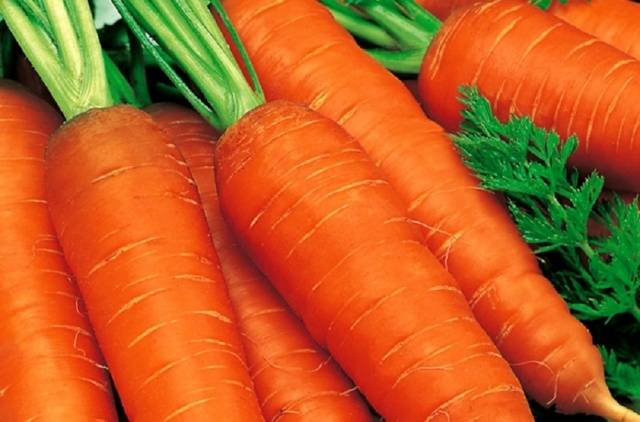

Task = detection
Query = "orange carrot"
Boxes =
[223,0,636,419]
[548,0,640,60]
[1,2,264,420]
[215,99,533,421]
[416,0,640,61]
[419,0,640,190]
[0,80,117,421]
[45,105,264,422]
[147,103,373,422]
[415,0,478,19]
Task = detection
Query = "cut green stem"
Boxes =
[321,0,442,75]
[113,0,264,131]
[0,0,113,119]
[321,0,399,49]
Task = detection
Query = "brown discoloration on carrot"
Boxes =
[0,81,117,421]
[46,105,263,422]
[215,100,532,421]
[148,103,373,422]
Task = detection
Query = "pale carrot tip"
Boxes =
[593,395,640,422]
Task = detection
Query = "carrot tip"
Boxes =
[593,395,640,422]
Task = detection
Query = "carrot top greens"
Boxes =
[456,86,640,403]
[322,0,441,74]
[0,0,113,118]
[111,0,264,131]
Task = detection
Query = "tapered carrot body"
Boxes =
[147,103,372,422]
[215,99,533,422]
[0,80,117,421]
[223,0,627,418]
[420,0,640,191]
[45,105,263,422]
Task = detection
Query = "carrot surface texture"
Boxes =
[147,103,373,422]
[1,1,264,421]
[0,80,118,421]
[114,1,536,420]
[415,0,640,61]
[335,0,640,192]
[227,0,637,420]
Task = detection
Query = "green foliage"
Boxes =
[531,0,571,10]
[455,86,640,403]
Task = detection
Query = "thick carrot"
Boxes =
[419,0,640,190]
[548,0,640,60]
[223,0,634,419]
[0,80,117,421]
[416,0,640,61]
[215,99,533,421]
[147,103,373,422]
[1,1,265,419]
[45,105,263,422]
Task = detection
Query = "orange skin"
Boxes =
[420,0,640,191]
[45,105,263,422]
[147,103,373,422]
[415,0,480,19]
[0,81,117,421]
[215,99,533,422]
[223,0,623,417]
[417,0,640,61]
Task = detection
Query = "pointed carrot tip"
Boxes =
[593,395,640,422]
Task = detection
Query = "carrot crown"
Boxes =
[0,0,114,118]
[322,0,442,74]
[111,0,264,131]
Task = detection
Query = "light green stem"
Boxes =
[0,0,113,119]
[113,0,263,130]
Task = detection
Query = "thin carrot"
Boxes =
[415,0,478,19]
[147,103,373,422]
[223,0,637,419]
[0,80,117,421]
[110,2,537,419]
[0,2,264,421]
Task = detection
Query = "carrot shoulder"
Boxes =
[548,0,640,60]
[0,80,117,421]
[223,0,627,418]
[45,105,263,422]
[148,103,373,421]
[215,99,533,421]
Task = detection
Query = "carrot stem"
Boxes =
[0,0,113,118]
[128,28,152,106]
[321,0,441,75]
[322,0,399,49]
[112,0,264,130]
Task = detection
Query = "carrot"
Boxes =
[213,99,532,421]
[419,0,640,190]
[112,2,537,420]
[147,103,373,422]
[0,80,117,421]
[416,0,640,61]
[548,0,640,60]
[1,2,264,421]
[415,0,478,19]
[223,0,637,419]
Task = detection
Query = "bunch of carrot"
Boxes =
[0,0,638,421]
